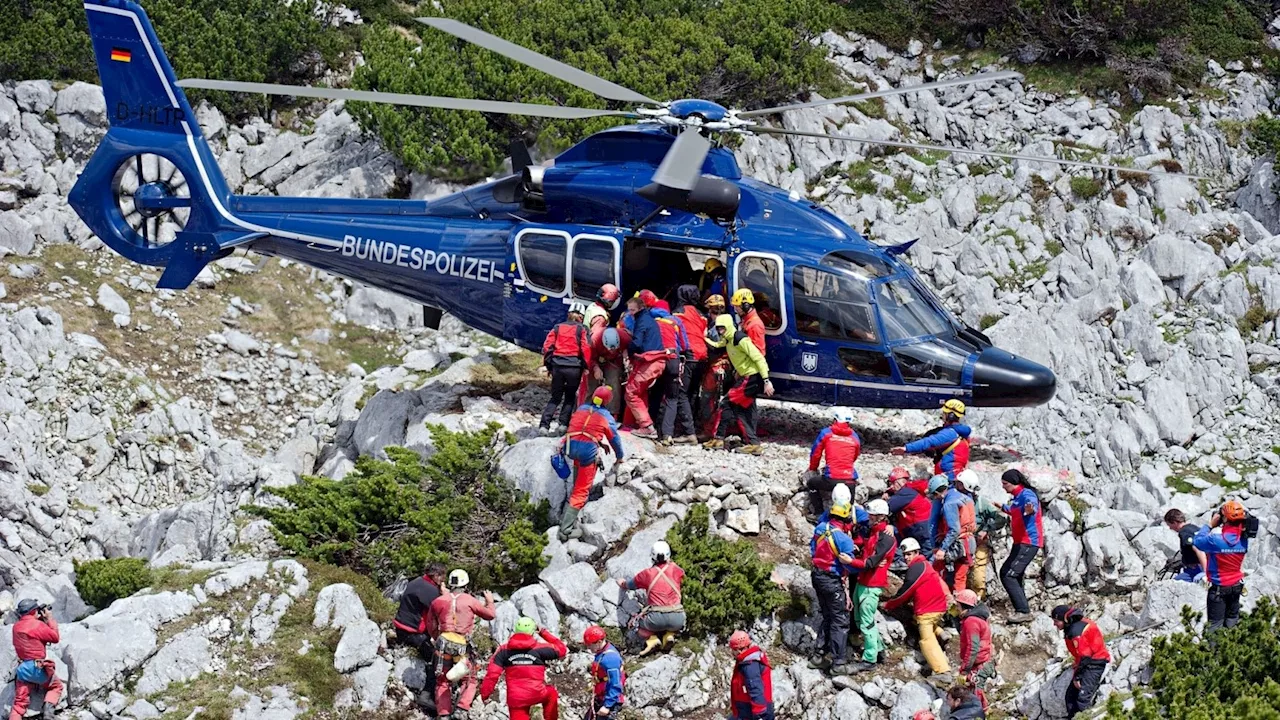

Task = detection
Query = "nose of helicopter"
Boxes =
[970,347,1057,407]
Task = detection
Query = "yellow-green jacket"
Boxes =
[708,314,769,380]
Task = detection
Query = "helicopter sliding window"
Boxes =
[516,230,568,295]
[891,336,970,385]
[821,250,894,279]
[571,236,618,301]
[792,266,879,344]
[876,277,950,341]
[734,253,785,333]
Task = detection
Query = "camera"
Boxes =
[1243,512,1260,540]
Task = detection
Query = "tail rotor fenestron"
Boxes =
[113,152,192,249]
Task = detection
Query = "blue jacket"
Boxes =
[929,487,974,555]
[810,519,857,575]
[626,308,664,355]
[1193,525,1248,586]
[905,424,971,479]
[591,643,625,708]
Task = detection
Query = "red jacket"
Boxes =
[480,629,567,706]
[730,645,773,719]
[882,554,949,616]
[889,481,933,539]
[850,523,896,589]
[959,604,993,673]
[740,309,766,353]
[808,422,861,481]
[428,590,497,637]
[1063,611,1111,667]
[542,322,590,368]
[626,562,684,608]
[675,306,709,361]
[13,614,59,662]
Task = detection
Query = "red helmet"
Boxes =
[889,467,910,483]
[637,289,659,308]
[592,386,613,406]
[728,630,751,651]
[597,284,620,303]
[583,625,606,645]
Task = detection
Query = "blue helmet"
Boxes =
[602,327,621,351]
[927,475,950,495]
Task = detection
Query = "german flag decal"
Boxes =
[110,48,132,62]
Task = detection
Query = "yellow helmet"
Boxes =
[705,294,726,309]
[704,258,723,272]
[829,501,853,520]
[942,399,966,419]
[731,288,755,306]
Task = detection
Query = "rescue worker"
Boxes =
[1050,605,1111,716]
[583,284,624,417]
[699,258,727,299]
[699,294,731,439]
[959,471,1007,604]
[847,499,897,672]
[479,617,567,720]
[559,386,626,541]
[583,626,625,718]
[1163,508,1206,583]
[670,285,708,440]
[428,569,497,720]
[945,684,987,720]
[616,540,685,655]
[624,291,670,439]
[652,300,695,445]
[394,562,447,711]
[955,589,994,707]
[886,467,934,557]
[704,313,773,455]
[999,469,1043,623]
[891,399,971,481]
[808,499,858,674]
[8,599,62,720]
[804,407,862,518]
[1193,500,1251,631]
[881,537,953,682]
[730,288,766,353]
[540,303,591,433]
[928,474,977,594]
[728,630,774,720]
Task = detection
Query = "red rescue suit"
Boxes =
[480,629,567,720]
[9,612,63,720]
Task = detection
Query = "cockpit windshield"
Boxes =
[875,277,950,341]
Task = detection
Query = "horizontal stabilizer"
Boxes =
[155,231,234,289]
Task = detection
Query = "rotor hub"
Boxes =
[667,99,730,122]
[134,181,173,218]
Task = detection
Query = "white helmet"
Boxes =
[448,569,470,589]
[832,407,855,424]
[568,301,589,317]
[867,499,889,517]
[651,540,671,563]
[832,483,852,506]
[900,537,921,553]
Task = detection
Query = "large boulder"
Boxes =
[131,498,235,566]
[541,562,606,621]
[499,438,570,521]
[626,655,682,708]
[333,618,383,673]
[579,488,643,549]
[134,629,215,695]
[1139,579,1207,627]
[605,516,677,580]
[344,287,423,330]
[890,681,937,720]
[61,619,158,703]
[313,584,368,631]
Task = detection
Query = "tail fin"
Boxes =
[71,0,236,288]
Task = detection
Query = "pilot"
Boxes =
[540,302,592,434]
[583,284,625,417]
[703,313,773,455]
[699,258,727,299]
[892,399,972,481]
[624,290,671,439]
[804,407,863,518]
[731,289,767,354]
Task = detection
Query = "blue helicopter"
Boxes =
[69,0,1184,409]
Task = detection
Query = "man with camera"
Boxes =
[9,599,62,720]
[1193,500,1256,632]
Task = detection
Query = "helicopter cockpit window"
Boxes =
[571,237,617,300]
[876,277,950,341]
[792,266,878,344]
[891,336,970,385]
[517,231,567,295]
[735,255,783,332]
[821,250,894,279]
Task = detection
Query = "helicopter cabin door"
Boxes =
[504,226,621,350]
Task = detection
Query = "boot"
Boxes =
[43,706,56,720]
[558,507,583,542]
[737,444,764,456]
[673,435,698,445]
[632,425,658,439]
[662,631,677,650]
[1008,612,1034,625]
[702,438,724,449]
[639,635,662,656]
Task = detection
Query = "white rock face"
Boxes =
[313,583,368,630]
[625,654,682,708]
[333,618,382,673]
[134,629,215,695]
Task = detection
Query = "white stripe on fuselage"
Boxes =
[771,371,970,396]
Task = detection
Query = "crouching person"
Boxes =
[616,541,685,656]
[9,599,63,720]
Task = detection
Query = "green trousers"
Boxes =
[854,584,882,663]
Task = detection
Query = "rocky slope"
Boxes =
[3,27,1280,720]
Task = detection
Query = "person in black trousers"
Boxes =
[539,303,590,433]
[393,563,447,713]
[999,469,1043,624]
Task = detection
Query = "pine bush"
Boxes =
[666,504,786,638]
[249,423,551,593]
[1107,597,1280,719]
[74,557,153,610]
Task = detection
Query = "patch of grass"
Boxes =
[1153,206,1167,223]
[1111,188,1128,208]
[977,193,1001,212]
[300,558,396,625]
[26,483,50,497]
[330,323,401,374]
[147,565,218,594]
[1066,495,1089,536]
[979,314,1001,331]
[851,98,886,119]
[1070,176,1103,199]
[967,162,992,177]
[1166,475,1198,495]
[1157,158,1185,174]
[470,350,545,395]
[1045,239,1064,257]
[1029,176,1053,204]
[1219,119,1247,147]
[354,383,378,412]
[893,175,926,204]
[1238,298,1276,337]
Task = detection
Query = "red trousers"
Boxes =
[435,658,478,714]
[9,675,64,720]
[625,353,667,428]
[935,557,973,594]
[569,461,598,510]
[508,686,559,720]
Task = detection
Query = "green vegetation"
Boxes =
[26,483,49,497]
[1070,176,1103,199]
[470,350,546,395]
[1239,296,1276,336]
[979,314,1001,331]
[1045,238,1064,257]
[977,193,1002,212]
[351,0,839,178]
[250,425,551,592]
[1107,598,1280,719]
[74,557,152,610]
[1066,495,1089,535]
[666,504,786,638]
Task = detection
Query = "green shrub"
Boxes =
[250,424,551,593]
[1107,597,1280,719]
[666,504,786,638]
[74,557,153,610]
[350,0,838,178]
[1070,176,1103,199]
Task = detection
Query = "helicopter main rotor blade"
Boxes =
[738,71,1024,118]
[651,129,713,191]
[745,124,1204,179]
[176,79,642,120]
[417,17,659,106]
